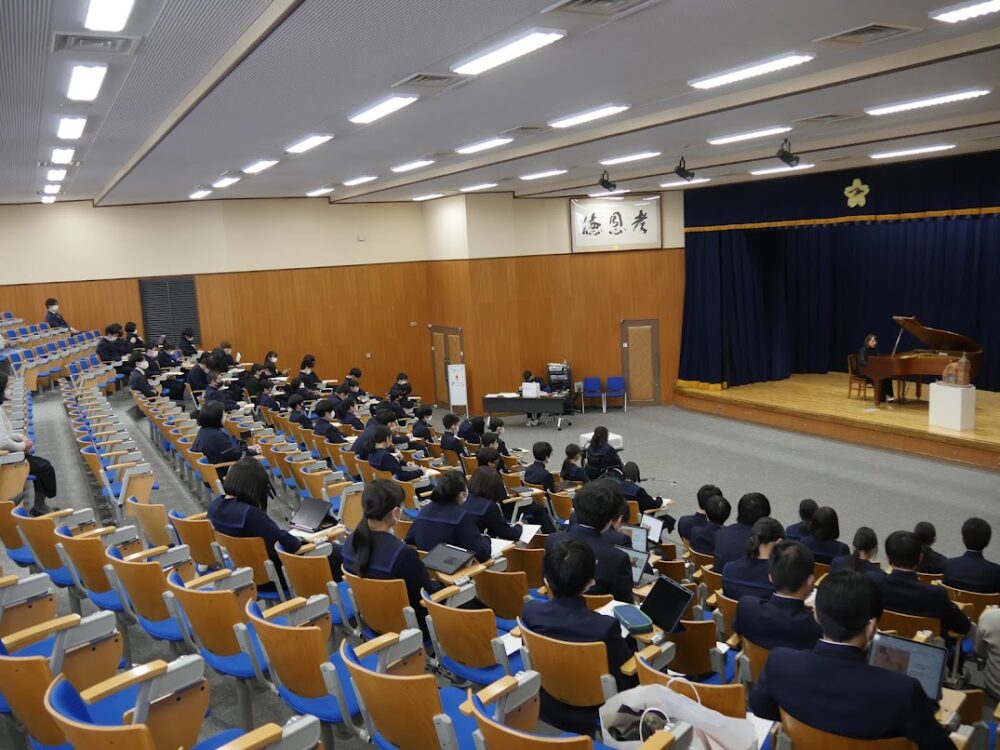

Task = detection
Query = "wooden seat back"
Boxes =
[424,598,499,669]
[13,511,66,570]
[247,601,332,699]
[340,449,362,480]
[812,561,831,581]
[393,518,413,542]
[167,575,252,656]
[635,657,746,719]
[653,559,686,583]
[549,492,574,523]
[0,575,57,638]
[741,636,770,683]
[277,547,334,598]
[940,584,1000,622]
[916,571,943,585]
[372,467,394,482]
[460,455,478,475]
[213,531,271,587]
[107,547,194,622]
[714,591,738,640]
[58,528,142,594]
[879,609,940,638]
[474,569,528,620]
[169,512,218,568]
[688,549,714,571]
[779,709,916,749]
[503,547,545,589]
[661,619,717,676]
[340,485,364,531]
[502,472,524,492]
[343,571,411,635]
[126,498,172,548]
[700,566,722,599]
[357,461,376,484]
[442,449,462,468]
[469,688,583,749]
[518,618,609,707]
[0,460,29,503]
[0,500,27,552]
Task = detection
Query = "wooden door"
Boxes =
[429,326,464,407]
[621,319,660,404]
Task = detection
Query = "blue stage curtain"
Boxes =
[679,214,1000,391]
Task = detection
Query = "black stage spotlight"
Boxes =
[776,139,799,167]
[674,157,695,181]
[597,170,617,192]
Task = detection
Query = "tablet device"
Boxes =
[640,576,694,633]
[867,632,947,700]
[629,526,649,552]
[640,513,664,545]
[290,497,334,532]
[422,544,476,575]
[616,545,655,586]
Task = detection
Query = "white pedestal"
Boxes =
[929,382,976,432]
[580,431,623,449]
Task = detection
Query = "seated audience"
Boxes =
[297,354,323,392]
[212,340,237,369]
[521,537,638,733]
[405,470,491,563]
[521,369,547,426]
[334,397,364,431]
[677,484,720,541]
[353,409,407,460]
[620,461,670,520]
[287,393,312,429]
[690,493,731,556]
[0,372,58,515]
[831,526,885,579]
[546,481,632,602]
[476,446,505,474]
[368,425,424,482]
[876,530,971,637]
[785,498,817,541]
[127,354,158,398]
[312,398,347,444]
[734,539,820,651]
[584,426,623,480]
[914,521,947,575]
[750,569,955,749]
[485,417,509,455]
[203,370,243,412]
[243,363,270,402]
[458,415,485,446]
[123,321,144,350]
[974,606,1000,701]
[387,372,413,408]
[411,405,434,443]
[600,488,631,548]
[179,327,198,357]
[561,443,588,483]
[262,350,286,378]
[799,506,850,564]
[464,466,522,541]
[440,412,467,457]
[44,297,74,331]
[524,441,556,493]
[193,401,254,467]
[346,367,367,397]
[713,491,771,569]
[943,517,1000,594]
[723,517,784,601]
[185,352,212,393]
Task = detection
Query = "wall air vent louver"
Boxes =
[394,72,465,90]
[53,33,138,54]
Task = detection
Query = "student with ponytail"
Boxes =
[722,517,784,600]
[831,527,885,578]
[405,469,492,563]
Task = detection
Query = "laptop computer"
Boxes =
[640,513,664,546]
[289,497,334,533]
[640,576,695,633]
[867,632,947,700]
[626,525,649,552]
[422,544,476,575]
[617,545,657,587]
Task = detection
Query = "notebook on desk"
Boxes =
[423,543,476,575]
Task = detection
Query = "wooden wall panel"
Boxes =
[0,278,142,334]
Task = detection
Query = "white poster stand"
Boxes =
[447,364,468,414]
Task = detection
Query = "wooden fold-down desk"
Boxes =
[482,392,573,430]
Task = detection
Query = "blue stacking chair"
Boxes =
[605,376,627,412]
[580,377,604,414]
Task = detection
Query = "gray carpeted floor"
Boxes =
[4,391,997,743]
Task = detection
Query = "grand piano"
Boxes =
[861,316,982,404]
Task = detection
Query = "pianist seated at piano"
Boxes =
[858,334,894,404]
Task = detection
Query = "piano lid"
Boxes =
[892,316,982,353]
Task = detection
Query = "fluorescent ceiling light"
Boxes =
[306,187,334,197]
[707,126,791,145]
[749,163,815,176]
[599,151,660,166]
[455,136,513,154]
[870,144,955,159]
[189,189,212,200]
[66,64,107,101]
[688,52,814,90]
[392,159,435,173]
[349,95,419,124]
[212,176,241,188]
[413,193,444,201]
[41,196,56,204]
[520,168,567,181]
[343,175,377,186]
[85,0,135,31]
[285,134,333,154]
[43,184,61,195]
[51,148,75,164]
[659,177,712,188]
[243,159,278,174]
[46,169,67,182]
[931,0,1000,23]
[865,88,990,116]
[57,116,87,140]
[452,27,566,76]
[548,104,629,129]
[587,189,630,197]
[460,182,498,192]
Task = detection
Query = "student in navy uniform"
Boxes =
[411,406,434,443]
[464,467,523,542]
[478,433,508,469]
[203,370,244,412]
[342,481,442,636]
[831,527,885,579]
[287,393,312,429]
[560,443,588,484]
[914,521,947,575]
[600,487,632,548]
[193,400,254,467]
[312,399,347,445]
[750,569,954,749]
[334,397,365,432]
[368,425,424,482]
[353,409,407,460]
[179,327,198,357]
[620,462,675,534]
[387,372,413,408]
[723,517,784,601]
[485,417,509,456]
[458,415,485,446]
[944,517,1000,594]
[713,492,771,570]
[212,341,237,370]
[44,298,75,331]
[524,441,556,493]
[123,322,144,351]
[546,481,633,602]
[690,493,730,556]
[186,353,214,394]
[262,351,286,378]
[127,354,158,398]
[440,413,466,456]
[405,470,491,563]
[584,426,623,480]
[258,385,282,411]
[877,530,971,638]
[799,506,850,564]
[346,367,367,397]
[734,539,821,651]
[677,484,720,542]
[476,447,506,475]
[97,325,125,364]
[784,498,817,541]
[522,537,638,734]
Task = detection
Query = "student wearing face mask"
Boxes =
[203,370,246,412]
[144,343,185,401]
[179,328,198,358]
[44,298,77,333]
[0,373,58,516]
[123,322,144,351]
[127,354,159,398]
[262,351,287,378]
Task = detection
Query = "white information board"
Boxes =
[447,364,468,408]
[570,195,661,253]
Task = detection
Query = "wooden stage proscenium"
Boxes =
[675,373,1000,471]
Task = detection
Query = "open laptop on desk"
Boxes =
[867,632,947,700]
[289,497,335,535]
[617,545,658,587]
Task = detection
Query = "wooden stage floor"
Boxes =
[674,373,1000,471]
